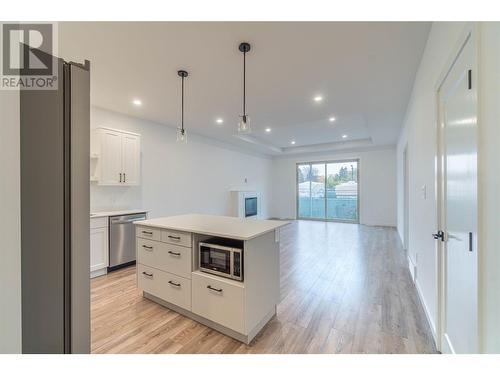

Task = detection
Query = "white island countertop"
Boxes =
[134,214,289,241]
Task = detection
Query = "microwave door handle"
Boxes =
[229,250,234,280]
[199,246,207,269]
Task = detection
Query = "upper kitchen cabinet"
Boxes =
[91,127,141,186]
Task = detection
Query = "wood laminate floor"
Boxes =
[91,220,438,354]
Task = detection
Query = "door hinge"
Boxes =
[468,69,472,90]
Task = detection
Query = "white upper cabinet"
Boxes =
[100,129,122,185]
[121,133,140,185]
[91,127,141,186]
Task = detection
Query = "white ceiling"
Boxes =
[59,22,430,155]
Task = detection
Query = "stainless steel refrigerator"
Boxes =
[20,51,90,353]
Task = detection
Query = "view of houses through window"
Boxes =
[297,160,359,222]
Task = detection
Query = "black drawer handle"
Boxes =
[142,245,153,250]
[168,280,181,287]
[207,285,223,293]
[142,271,153,277]
[168,235,181,240]
[168,250,181,256]
[142,231,153,235]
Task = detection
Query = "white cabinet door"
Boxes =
[90,227,108,273]
[100,129,123,185]
[121,133,140,185]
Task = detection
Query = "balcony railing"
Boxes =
[298,194,358,221]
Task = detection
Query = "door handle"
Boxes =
[119,172,122,183]
[142,271,153,277]
[207,285,223,293]
[168,280,181,287]
[142,245,153,250]
[124,173,126,183]
[142,230,153,235]
[432,230,445,241]
[168,251,181,256]
[168,235,181,240]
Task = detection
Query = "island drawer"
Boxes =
[191,272,245,334]
[137,264,191,311]
[136,226,162,241]
[137,238,192,279]
[162,229,192,248]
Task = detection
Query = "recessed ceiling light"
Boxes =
[313,95,323,102]
[342,134,348,139]
[216,118,224,124]
[265,128,271,133]
[132,99,142,106]
[329,117,336,122]
[291,140,296,145]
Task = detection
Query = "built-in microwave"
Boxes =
[199,239,243,281]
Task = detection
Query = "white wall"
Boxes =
[0,89,22,353]
[91,107,273,219]
[271,147,397,226]
[477,22,500,353]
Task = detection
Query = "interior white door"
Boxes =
[439,34,478,354]
[100,129,123,185]
[121,133,140,185]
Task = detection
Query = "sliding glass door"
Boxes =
[297,160,359,222]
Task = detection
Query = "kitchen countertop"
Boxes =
[134,214,289,241]
[90,209,149,218]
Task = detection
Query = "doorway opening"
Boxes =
[296,159,359,222]
[403,144,409,250]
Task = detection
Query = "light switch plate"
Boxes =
[421,184,427,200]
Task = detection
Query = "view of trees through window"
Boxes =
[297,160,358,221]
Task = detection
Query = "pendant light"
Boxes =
[176,70,188,143]
[237,42,251,134]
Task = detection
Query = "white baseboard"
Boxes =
[442,333,455,354]
[415,279,438,345]
[360,221,397,228]
[90,268,107,279]
[408,255,416,281]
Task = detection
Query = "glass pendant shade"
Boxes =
[237,43,252,134]
[176,127,187,143]
[237,114,251,134]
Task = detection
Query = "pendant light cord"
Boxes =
[181,75,184,132]
[243,50,246,117]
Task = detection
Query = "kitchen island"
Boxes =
[133,214,289,344]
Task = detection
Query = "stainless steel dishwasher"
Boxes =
[109,212,147,270]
